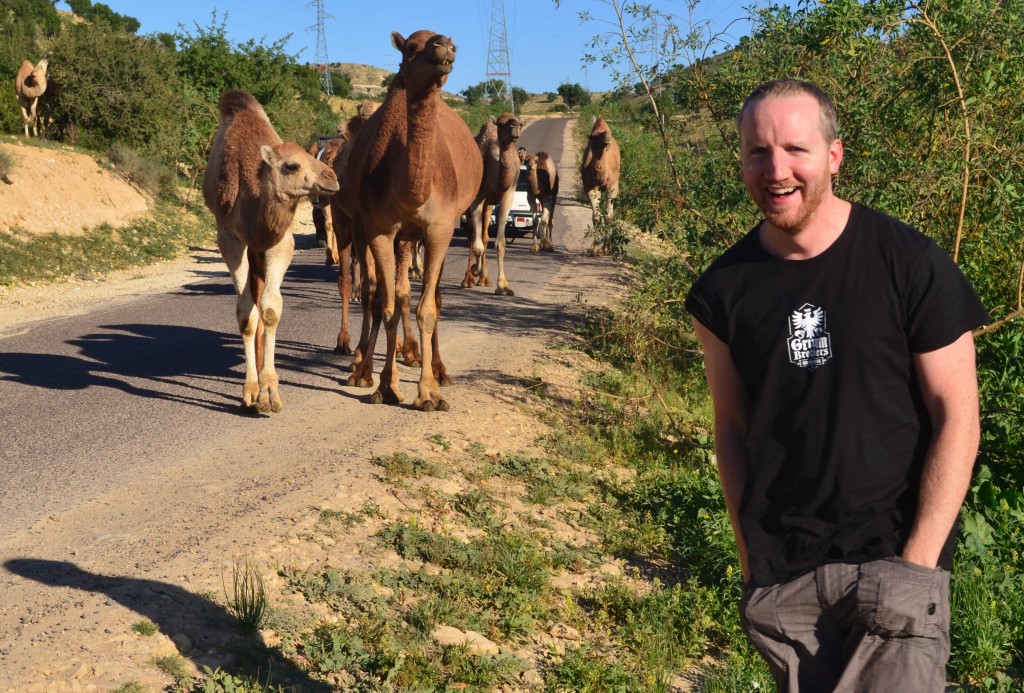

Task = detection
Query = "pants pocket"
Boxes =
[856,556,945,639]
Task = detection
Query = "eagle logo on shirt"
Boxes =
[787,303,832,371]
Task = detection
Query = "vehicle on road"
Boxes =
[456,166,538,242]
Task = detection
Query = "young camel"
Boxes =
[203,90,339,413]
[524,151,559,253]
[336,30,482,411]
[461,113,521,295]
[15,59,48,138]
[580,116,621,252]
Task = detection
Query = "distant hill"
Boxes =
[331,63,392,98]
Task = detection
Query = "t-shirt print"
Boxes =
[787,303,832,371]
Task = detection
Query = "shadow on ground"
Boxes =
[4,558,331,692]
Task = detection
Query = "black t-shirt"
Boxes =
[686,203,991,586]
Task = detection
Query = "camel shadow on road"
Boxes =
[4,558,331,691]
[0,323,343,414]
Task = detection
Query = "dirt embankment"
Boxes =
[0,141,150,237]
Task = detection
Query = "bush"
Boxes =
[106,142,168,196]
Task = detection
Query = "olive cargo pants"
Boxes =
[740,557,951,692]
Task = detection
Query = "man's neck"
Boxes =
[759,197,853,260]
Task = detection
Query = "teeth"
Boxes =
[770,187,796,194]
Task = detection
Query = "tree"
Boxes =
[65,0,140,34]
[557,82,590,109]
[511,86,528,109]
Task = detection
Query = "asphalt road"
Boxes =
[0,116,574,540]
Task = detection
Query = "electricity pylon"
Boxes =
[483,0,514,113]
[307,0,333,96]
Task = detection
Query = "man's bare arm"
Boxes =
[903,331,982,568]
[691,318,752,581]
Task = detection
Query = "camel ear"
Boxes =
[391,32,406,53]
[259,144,277,167]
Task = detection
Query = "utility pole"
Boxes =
[483,0,514,113]
[307,0,333,96]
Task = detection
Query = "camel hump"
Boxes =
[219,90,261,118]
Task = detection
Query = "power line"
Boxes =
[306,0,333,96]
[483,0,514,114]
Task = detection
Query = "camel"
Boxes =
[524,152,559,253]
[15,59,48,138]
[461,113,521,295]
[580,116,621,252]
[308,135,345,265]
[203,90,339,413]
[335,30,482,411]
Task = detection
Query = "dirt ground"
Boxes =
[0,128,631,691]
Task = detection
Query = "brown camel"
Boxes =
[524,151,559,253]
[335,30,482,411]
[461,113,521,295]
[203,90,339,413]
[308,135,345,265]
[15,59,48,138]
[580,116,621,252]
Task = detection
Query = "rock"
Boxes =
[430,625,500,655]
[548,623,581,641]
[521,668,544,686]
[171,633,192,653]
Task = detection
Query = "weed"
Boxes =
[112,683,146,693]
[154,654,189,681]
[131,620,157,636]
[106,142,169,195]
[225,558,268,634]
[361,499,386,518]
[180,666,286,693]
[372,451,444,481]
[427,433,452,451]
[317,507,365,529]
[0,148,15,180]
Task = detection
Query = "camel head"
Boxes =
[588,118,614,150]
[523,153,538,173]
[494,113,521,148]
[259,142,339,201]
[391,30,456,93]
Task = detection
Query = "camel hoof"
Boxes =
[420,399,435,412]
[346,373,373,388]
[436,399,450,412]
[334,344,352,356]
[494,286,515,297]
[372,388,403,405]
[370,390,384,405]
[238,401,261,416]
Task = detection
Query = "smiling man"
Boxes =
[685,79,991,691]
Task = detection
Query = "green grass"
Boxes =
[131,620,157,636]
[0,199,214,287]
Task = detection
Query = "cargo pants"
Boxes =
[740,556,951,692]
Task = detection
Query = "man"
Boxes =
[685,78,990,691]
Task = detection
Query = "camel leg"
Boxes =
[541,197,556,252]
[368,234,403,405]
[493,191,515,296]
[414,227,451,411]
[396,239,421,367]
[330,204,353,354]
[348,240,376,386]
[30,99,40,138]
[431,263,452,387]
[462,200,483,288]
[251,235,292,413]
[19,103,31,138]
[606,183,618,222]
[478,202,492,287]
[588,188,606,254]
[218,230,260,412]
[530,195,542,253]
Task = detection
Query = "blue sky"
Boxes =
[55,0,764,95]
